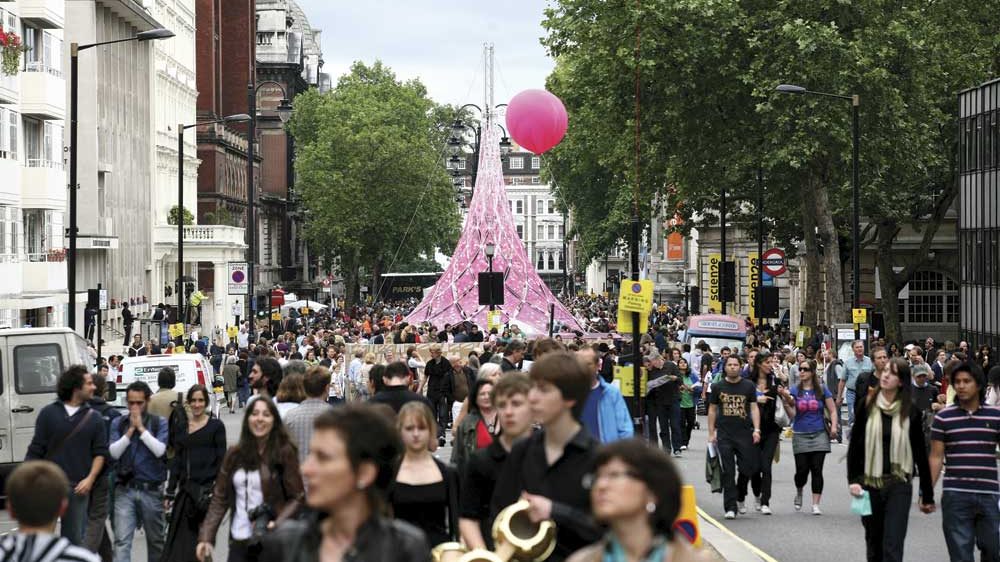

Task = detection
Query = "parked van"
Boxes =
[682,314,748,357]
[115,353,217,412]
[0,328,94,470]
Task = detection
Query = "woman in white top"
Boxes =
[196,398,303,562]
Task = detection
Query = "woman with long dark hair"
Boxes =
[847,358,935,562]
[451,378,497,473]
[784,359,838,515]
[737,350,782,515]
[568,439,711,562]
[163,385,227,562]
[196,398,303,562]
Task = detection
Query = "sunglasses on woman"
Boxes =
[799,365,812,372]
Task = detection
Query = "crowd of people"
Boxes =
[6,294,1000,562]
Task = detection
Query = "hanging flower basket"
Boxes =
[0,27,27,76]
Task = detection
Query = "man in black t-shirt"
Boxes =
[708,355,760,520]
[371,361,433,413]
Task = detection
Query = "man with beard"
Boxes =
[248,356,283,405]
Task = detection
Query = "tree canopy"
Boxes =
[542,0,1000,337]
[288,61,461,303]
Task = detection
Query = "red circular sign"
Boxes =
[761,248,787,276]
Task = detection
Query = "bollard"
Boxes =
[673,484,702,547]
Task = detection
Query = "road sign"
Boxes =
[322,278,331,287]
[98,289,108,311]
[618,279,654,314]
[853,308,867,324]
[760,248,787,277]
[228,262,248,295]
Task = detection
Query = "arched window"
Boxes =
[898,270,959,324]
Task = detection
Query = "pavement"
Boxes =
[672,417,949,562]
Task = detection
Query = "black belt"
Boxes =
[121,480,162,491]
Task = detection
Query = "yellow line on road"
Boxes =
[697,507,780,562]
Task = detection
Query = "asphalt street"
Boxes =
[673,414,950,562]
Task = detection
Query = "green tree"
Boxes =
[542,0,1000,338]
[167,205,194,226]
[288,61,461,305]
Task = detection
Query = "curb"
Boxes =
[697,510,772,562]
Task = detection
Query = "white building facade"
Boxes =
[0,1,67,329]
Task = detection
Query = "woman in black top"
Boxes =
[389,401,459,547]
[737,350,784,514]
[847,358,934,562]
[163,384,227,562]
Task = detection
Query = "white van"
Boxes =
[116,353,218,413]
[0,328,94,470]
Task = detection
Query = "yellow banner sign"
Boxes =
[618,279,654,314]
[613,365,648,398]
[708,253,722,313]
[852,308,867,324]
[616,307,649,334]
[748,252,759,322]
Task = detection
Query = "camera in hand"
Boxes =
[248,503,276,542]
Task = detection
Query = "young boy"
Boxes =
[491,352,602,561]
[459,373,535,548]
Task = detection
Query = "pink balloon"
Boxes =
[505,89,568,154]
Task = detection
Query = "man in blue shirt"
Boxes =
[577,346,633,443]
[837,340,873,433]
[109,381,169,562]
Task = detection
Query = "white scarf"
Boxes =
[863,393,912,487]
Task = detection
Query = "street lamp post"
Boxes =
[776,84,861,313]
[177,114,250,329]
[245,81,293,341]
[67,28,174,331]
[485,242,496,312]
[448,105,511,194]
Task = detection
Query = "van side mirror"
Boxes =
[106,382,117,403]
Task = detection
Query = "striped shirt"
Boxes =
[0,532,100,562]
[930,404,1000,494]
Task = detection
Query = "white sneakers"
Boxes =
[737,501,747,514]
[812,504,822,515]
[724,511,736,520]
[761,505,773,515]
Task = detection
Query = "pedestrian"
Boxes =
[149,367,179,419]
[261,405,429,561]
[459,373,534,549]
[389,402,460,547]
[451,378,498,473]
[109,381,169,562]
[707,355,761,520]
[196,397,304,562]
[929,362,999,562]
[786,358,838,515]
[678,357,699,448]
[370,360,433,414]
[25,365,108,546]
[248,356,282,404]
[284,365,334,464]
[273,373,306,419]
[0,461,100,562]
[424,344,455,446]
[577,346,634,444]
[738,350,781,515]
[222,352,239,414]
[491,351,602,560]
[838,340,874,436]
[646,351,684,456]
[846,357,935,562]
[567,439,711,562]
[162,385,226,562]
[84,373,121,561]
[236,352,250,408]
[501,340,526,372]
[449,353,472,427]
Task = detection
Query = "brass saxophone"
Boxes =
[431,500,557,562]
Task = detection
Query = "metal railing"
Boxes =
[26,157,64,169]
[24,60,62,78]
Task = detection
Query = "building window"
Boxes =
[558,251,565,271]
[898,270,959,324]
[548,200,556,214]
[515,200,523,215]
[510,157,524,170]
[537,224,545,240]
[558,224,565,238]
[511,177,524,186]
[457,158,466,170]
[548,252,556,270]
[548,225,555,240]
[531,176,541,184]
[537,251,544,270]
[531,156,540,169]
[516,224,523,238]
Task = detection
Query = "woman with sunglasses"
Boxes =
[783,359,838,515]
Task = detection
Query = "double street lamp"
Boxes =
[776,84,861,312]
[67,28,175,330]
[447,104,512,200]
[176,114,251,329]
[246,81,293,341]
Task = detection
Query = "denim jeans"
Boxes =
[114,485,165,562]
[845,389,857,428]
[941,490,1000,562]
[60,486,90,546]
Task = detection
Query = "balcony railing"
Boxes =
[26,157,64,170]
[155,224,246,247]
[24,60,62,78]
[26,249,64,262]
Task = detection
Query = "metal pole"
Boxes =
[247,83,256,341]
[487,254,495,312]
[96,283,102,361]
[68,44,79,331]
[562,208,568,295]
[178,125,185,331]
[630,215,642,433]
[852,96,861,310]
[757,168,764,328]
[720,184,727,314]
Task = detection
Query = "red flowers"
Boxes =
[0,26,26,75]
